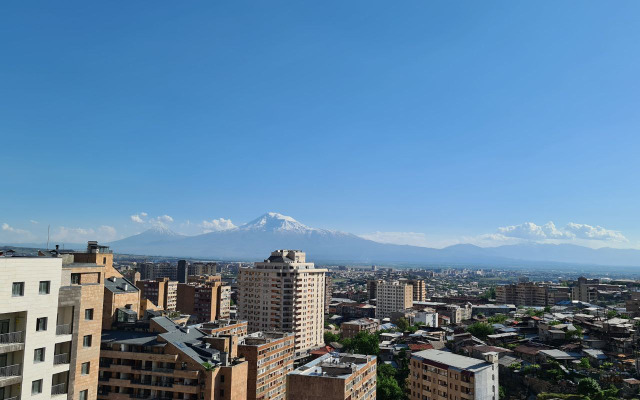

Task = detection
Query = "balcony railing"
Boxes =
[0,364,21,378]
[56,324,72,335]
[0,331,24,345]
[54,353,70,365]
[51,383,67,396]
[4,396,20,400]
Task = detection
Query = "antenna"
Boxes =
[47,225,50,250]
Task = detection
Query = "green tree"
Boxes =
[343,331,379,355]
[577,378,601,397]
[565,326,583,340]
[578,357,591,369]
[466,322,494,340]
[499,386,506,400]
[377,375,404,400]
[488,314,507,324]
[396,317,410,332]
[377,363,397,379]
[606,310,618,319]
[324,331,339,345]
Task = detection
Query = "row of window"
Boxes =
[31,379,88,399]
[12,281,50,296]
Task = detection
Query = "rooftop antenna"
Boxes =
[47,225,50,250]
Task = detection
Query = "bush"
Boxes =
[466,322,494,340]
[577,378,601,396]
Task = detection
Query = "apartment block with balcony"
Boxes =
[0,245,104,400]
[408,349,499,400]
[98,317,248,400]
[238,332,295,400]
[136,278,178,311]
[238,250,327,359]
[196,320,248,337]
[287,353,377,400]
[375,281,413,319]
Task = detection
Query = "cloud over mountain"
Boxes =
[200,218,236,233]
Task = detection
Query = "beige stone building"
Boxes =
[136,277,178,311]
[98,316,248,400]
[407,279,427,302]
[408,349,499,400]
[287,353,377,400]
[340,318,380,339]
[238,332,295,400]
[375,281,413,319]
[238,250,326,358]
[0,242,105,400]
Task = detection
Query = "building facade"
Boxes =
[375,281,413,319]
[408,349,499,400]
[136,278,178,311]
[341,318,380,339]
[238,250,326,358]
[287,353,377,400]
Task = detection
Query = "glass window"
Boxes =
[83,335,92,347]
[12,282,24,296]
[34,347,45,363]
[71,273,81,285]
[85,309,94,321]
[36,317,47,331]
[39,281,50,295]
[81,362,90,375]
[32,379,43,394]
[79,389,88,400]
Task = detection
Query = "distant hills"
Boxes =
[105,212,640,268]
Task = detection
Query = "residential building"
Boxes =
[325,274,333,314]
[238,250,327,358]
[403,279,427,302]
[0,245,104,400]
[496,282,548,307]
[408,349,499,400]
[189,262,218,276]
[103,273,141,330]
[367,280,382,301]
[238,332,295,400]
[287,353,377,400]
[375,281,413,319]
[415,311,438,327]
[176,284,218,323]
[136,277,178,311]
[197,320,248,337]
[98,317,248,400]
[139,263,177,281]
[341,318,380,339]
[177,260,188,284]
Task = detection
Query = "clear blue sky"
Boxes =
[1,1,639,248]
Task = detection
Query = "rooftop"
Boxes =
[412,349,494,372]
[290,353,375,378]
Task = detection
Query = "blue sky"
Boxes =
[1,1,639,248]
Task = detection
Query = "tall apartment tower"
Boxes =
[238,250,326,358]
[136,277,177,311]
[375,280,413,319]
[407,279,427,302]
[176,260,188,284]
[0,247,104,400]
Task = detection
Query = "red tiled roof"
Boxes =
[310,345,334,355]
[408,343,434,351]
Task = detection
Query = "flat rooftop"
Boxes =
[290,353,375,378]
[412,349,494,372]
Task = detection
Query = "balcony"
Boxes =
[51,383,67,396]
[56,324,72,335]
[0,364,22,386]
[0,331,24,345]
[54,353,70,365]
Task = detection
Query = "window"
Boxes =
[219,389,224,397]
[36,317,47,331]
[85,309,94,321]
[71,273,81,285]
[12,282,24,297]
[81,362,90,375]
[34,347,45,363]
[83,335,92,347]
[79,389,88,400]
[32,379,43,394]
[220,374,225,382]
[39,281,50,295]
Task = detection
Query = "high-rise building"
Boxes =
[139,263,177,281]
[367,280,382,301]
[238,250,327,358]
[375,281,413,319]
[189,262,218,276]
[0,245,104,400]
[407,279,427,302]
[408,350,499,400]
[176,275,230,323]
[287,353,377,400]
[238,332,295,400]
[98,316,248,400]
[496,282,571,307]
[177,259,188,284]
[325,274,333,314]
[136,277,178,311]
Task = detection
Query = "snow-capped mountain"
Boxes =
[107,212,640,267]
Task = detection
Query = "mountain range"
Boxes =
[106,212,640,268]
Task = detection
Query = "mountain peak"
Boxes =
[239,212,315,233]
[144,225,181,236]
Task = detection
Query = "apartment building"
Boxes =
[177,260,188,284]
[287,353,377,400]
[341,318,380,339]
[408,279,427,302]
[136,277,178,311]
[189,262,218,276]
[408,349,499,400]
[98,317,248,400]
[325,274,333,314]
[496,282,571,307]
[197,320,248,337]
[139,263,177,281]
[0,246,104,400]
[367,280,382,301]
[238,250,326,358]
[375,281,413,319]
[238,332,295,400]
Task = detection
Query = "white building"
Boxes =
[415,311,438,328]
[238,250,326,358]
[375,281,413,319]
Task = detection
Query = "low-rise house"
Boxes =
[340,318,380,339]
[538,349,582,366]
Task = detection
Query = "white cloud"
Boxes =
[52,225,118,243]
[30,220,38,225]
[200,218,236,233]
[2,223,32,238]
[498,221,573,240]
[156,215,173,223]
[565,223,627,242]
[130,212,148,224]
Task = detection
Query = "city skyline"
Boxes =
[2,1,640,249]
